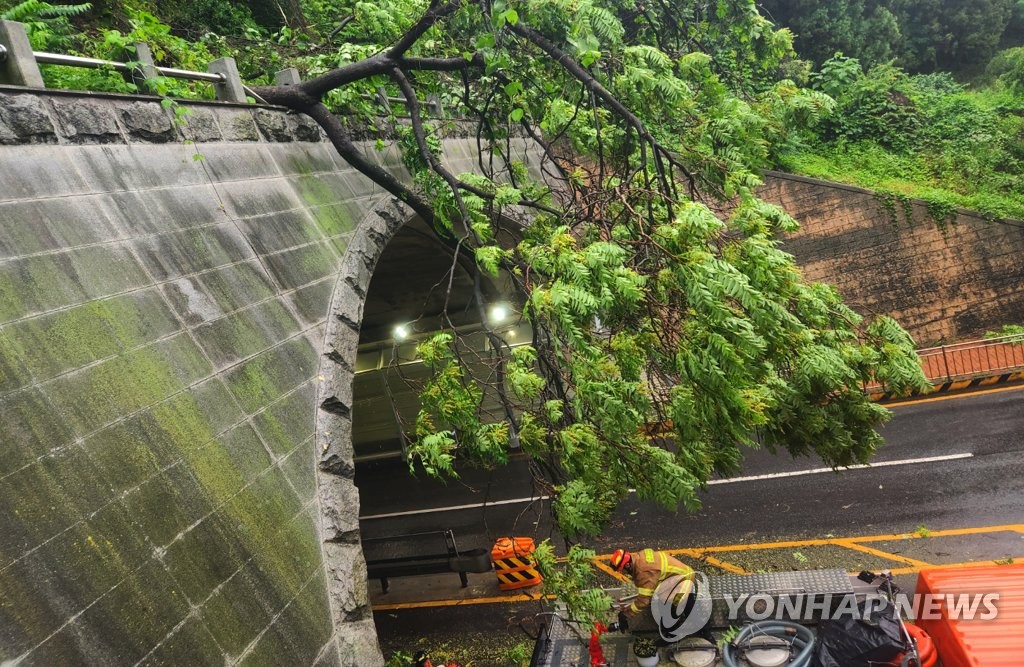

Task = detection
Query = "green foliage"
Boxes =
[761,0,1016,74]
[784,55,1024,221]
[532,542,612,626]
[760,1,902,68]
[718,625,740,648]
[18,0,934,548]
[632,637,657,658]
[1,0,92,50]
[503,642,532,667]
[817,62,920,151]
[987,47,1024,91]
[811,53,861,98]
[385,650,414,667]
[984,324,1024,342]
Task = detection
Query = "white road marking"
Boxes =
[704,452,973,485]
[360,494,552,520]
[358,452,973,520]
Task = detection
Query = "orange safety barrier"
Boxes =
[491,537,542,591]
[915,563,1024,667]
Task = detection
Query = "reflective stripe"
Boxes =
[629,602,640,614]
[636,587,656,595]
[643,548,655,563]
[672,580,694,597]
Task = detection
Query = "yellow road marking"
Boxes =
[690,524,1024,551]
[844,523,1024,542]
[371,524,1024,611]
[593,558,631,582]
[690,553,748,575]
[699,538,837,553]
[833,540,932,569]
[884,557,1024,577]
[886,382,1024,407]
[373,592,554,611]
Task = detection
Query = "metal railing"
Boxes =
[32,51,225,83]
[917,334,1024,383]
[1,20,444,113]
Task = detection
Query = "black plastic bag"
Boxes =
[812,599,906,667]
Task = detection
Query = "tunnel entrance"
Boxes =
[350,216,527,465]
[348,216,547,647]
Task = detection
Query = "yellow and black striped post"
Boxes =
[491,537,542,591]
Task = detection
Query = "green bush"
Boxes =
[816,61,920,151]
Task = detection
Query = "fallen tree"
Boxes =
[249,0,928,539]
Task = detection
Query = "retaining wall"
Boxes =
[762,172,1024,345]
[0,87,532,666]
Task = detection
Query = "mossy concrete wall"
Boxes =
[0,88,530,666]
[761,172,1024,346]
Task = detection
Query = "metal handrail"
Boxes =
[917,333,1024,354]
[33,51,225,83]
[0,43,8,63]
[917,334,1024,383]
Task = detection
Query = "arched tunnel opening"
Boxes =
[349,217,554,650]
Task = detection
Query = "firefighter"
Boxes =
[606,548,699,636]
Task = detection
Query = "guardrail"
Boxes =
[0,19,251,101]
[918,334,1024,383]
[0,19,443,113]
[362,529,491,592]
[33,50,226,83]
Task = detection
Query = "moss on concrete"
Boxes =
[0,103,422,665]
[164,261,277,326]
[182,439,249,504]
[247,501,321,595]
[0,388,74,475]
[194,299,301,368]
[252,383,316,458]
[280,440,316,502]
[285,279,335,327]
[162,513,250,602]
[140,615,225,666]
[262,243,338,292]
[308,201,362,240]
[49,334,213,437]
[0,444,111,563]
[199,563,279,657]
[225,337,318,415]
[70,558,191,664]
[3,290,181,382]
[122,464,214,548]
[294,174,348,209]
[0,330,32,392]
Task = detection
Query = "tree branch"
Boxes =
[303,103,437,224]
[508,21,697,200]
[389,0,467,58]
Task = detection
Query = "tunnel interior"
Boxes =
[351,217,526,464]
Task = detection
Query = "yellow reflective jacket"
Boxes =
[623,548,695,619]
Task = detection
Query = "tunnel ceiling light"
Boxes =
[489,303,510,324]
[392,323,410,341]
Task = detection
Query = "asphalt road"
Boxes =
[363,385,1024,664]
[356,385,1024,561]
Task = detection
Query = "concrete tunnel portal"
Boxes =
[349,214,533,584]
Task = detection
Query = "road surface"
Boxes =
[359,385,1024,663]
